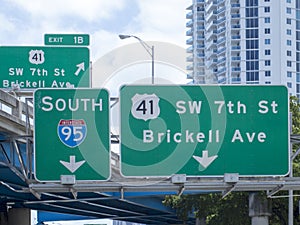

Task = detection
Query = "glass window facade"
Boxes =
[246,1,259,83]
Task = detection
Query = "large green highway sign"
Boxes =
[0,46,90,89]
[120,85,289,177]
[34,88,110,182]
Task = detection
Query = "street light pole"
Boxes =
[119,34,155,84]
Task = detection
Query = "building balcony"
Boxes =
[231,45,241,50]
[197,44,205,49]
[217,47,226,54]
[187,72,194,80]
[231,35,241,40]
[206,10,215,21]
[218,77,227,84]
[216,6,225,14]
[232,67,241,72]
[196,71,206,77]
[197,53,205,58]
[231,56,241,61]
[216,17,226,25]
[186,29,193,36]
[231,3,240,8]
[217,27,226,34]
[186,38,193,45]
[197,35,205,41]
[197,62,205,67]
[186,46,194,53]
[217,37,226,44]
[197,25,205,30]
[218,67,226,74]
[186,11,193,19]
[186,20,193,27]
[231,77,241,83]
[186,55,193,62]
[231,14,240,19]
[217,57,226,64]
[231,24,240,29]
[186,64,194,71]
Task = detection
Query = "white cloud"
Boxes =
[0,14,15,32]
[123,0,187,46]
[9,0,126,22]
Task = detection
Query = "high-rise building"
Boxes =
[186,0,300,97]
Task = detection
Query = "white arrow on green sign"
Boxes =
[120,85,289,177]
[34,88,110,182]
[0,46,90,89]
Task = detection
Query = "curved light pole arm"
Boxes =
[119,34,155,84]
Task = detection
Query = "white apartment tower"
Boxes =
[186,0,300,97]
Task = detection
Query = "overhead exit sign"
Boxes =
[44,34,90,46]
[34,88,110,182]
[0,46,90,89]
[120,85,289,177]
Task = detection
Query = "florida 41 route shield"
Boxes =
[34,88,110,182]
[120,85,289,177]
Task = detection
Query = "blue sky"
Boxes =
[0,0,188,60]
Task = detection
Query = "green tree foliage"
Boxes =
[163,96,300,224]
[163,192,250,225]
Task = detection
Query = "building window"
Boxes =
[265,39,271,44]
[265,28,271,34]
[287,0,291,3]
[246,19,258,28]
[265,7,270,13]
[265,17,270,23]
[265,71,271,77]
[297,74,300,82]
[265,0,270,2]
[287,71,292,77]
[246,72,259,82]
[287,39,292,45]
[287,50,292,56]
[287,18,292,24]
[265,60,271,66]
[246,61,259,70]
[246,50,259,59]
[265,81,271,84]
[287,29,292,35]
[246,29,259,38]
[246,8,258,17]
[287,82,292,88]
[265,49,271,55]
[287,61,292,67]
[246,40,259,49]
[287,8,292,14]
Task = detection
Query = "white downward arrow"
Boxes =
[193,150,218,169]
[60,156,85,173]
[74,62,85,76]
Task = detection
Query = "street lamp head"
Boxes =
[118,34,131,40]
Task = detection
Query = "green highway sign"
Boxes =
[120,85,289,177]
[44,34,90,46]
[0,46,90,89]
[34,88,110,181]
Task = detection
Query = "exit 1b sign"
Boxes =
[120,85,289,177]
